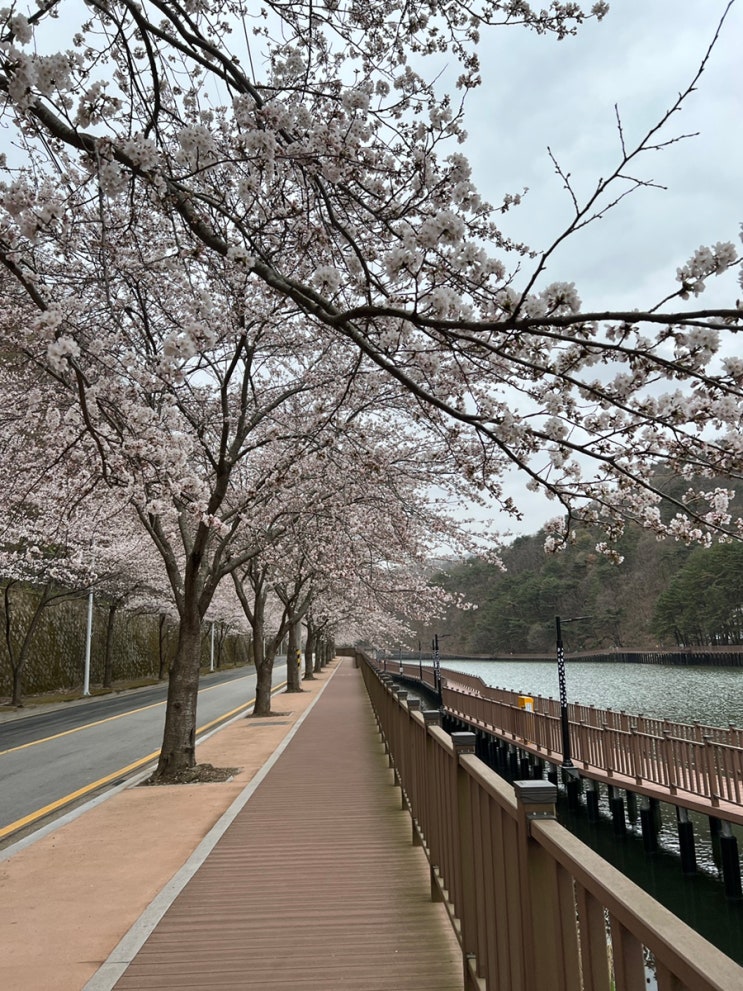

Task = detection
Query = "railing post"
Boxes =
[720,820,743,900]
[452,731,479,991]
[515,780,580,991]
[405,699,422,844]
[677,806,697,875]
[389,686,402,775]
[423,710,443,901]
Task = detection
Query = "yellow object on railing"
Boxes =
[517,695,534,712]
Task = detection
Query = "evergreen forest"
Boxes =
[431,486,743,656]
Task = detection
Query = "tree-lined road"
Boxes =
[0,663,287,847]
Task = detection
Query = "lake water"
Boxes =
[438,658,743,729]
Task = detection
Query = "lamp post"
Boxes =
[83,586,93,697]
[83,539,96,697]
[431,633,453,697]
[555,615,591,775]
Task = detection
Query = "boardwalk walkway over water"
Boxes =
[392,661,743,826]
[96,658,462,990]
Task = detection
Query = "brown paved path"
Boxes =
[104,659,462,990]
[3,670,328,991]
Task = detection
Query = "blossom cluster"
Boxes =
[676,241,738,298]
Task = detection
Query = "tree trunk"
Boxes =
[151,611,202,780]
[303,621,316,680]
[103,602,117,689]
[215,623,223,669]
[285,619,302,693]
[254,658,275,713]
[158,614,170,680]
[6,581,53,707]
[253,650,275,716]
[252,612,276,716]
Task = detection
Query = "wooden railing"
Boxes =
[386,660,743,814]
[361,658,743,991]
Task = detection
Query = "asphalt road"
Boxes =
[0,663,286,845]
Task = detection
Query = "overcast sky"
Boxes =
[452,0,742,537]
[466,0,741,311]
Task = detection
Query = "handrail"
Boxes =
[410,661,742,744]
[360,654,743,991]
[385,659,743,815]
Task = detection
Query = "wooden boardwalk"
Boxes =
[112,659,463,990]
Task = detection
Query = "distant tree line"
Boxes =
[430,478,743,654]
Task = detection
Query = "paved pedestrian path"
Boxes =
[92,659,462,990]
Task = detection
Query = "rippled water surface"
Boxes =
[439,659,743,728]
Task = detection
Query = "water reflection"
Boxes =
[562,797,743,966]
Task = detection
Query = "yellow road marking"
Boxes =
[0,700,166,758]
[0,673,254,758]
[0,751,162,839]
[0,679,288,841]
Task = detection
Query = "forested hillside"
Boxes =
[431,497,743,655]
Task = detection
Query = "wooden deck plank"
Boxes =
[113,660,463,990]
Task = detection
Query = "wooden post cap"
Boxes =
[514,781,558,806]
[451,731,476,755]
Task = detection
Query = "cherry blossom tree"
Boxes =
[1,1,740,551]
[2,0,743,769]
[222,397,482,710]
[0,185,366,774]
[0,371,155,703]
[94,533,174,689]
[241,410,482,704]
[229,558,284,715]
[203,580,252,673]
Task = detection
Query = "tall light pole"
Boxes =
[555,615,590,775]
[83,540,96,697]
[431,633,454,698]
[83,586,93,697]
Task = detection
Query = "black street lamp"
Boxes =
[432,633,454,698]
[432,633,441,695]
[555,615,591,776]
